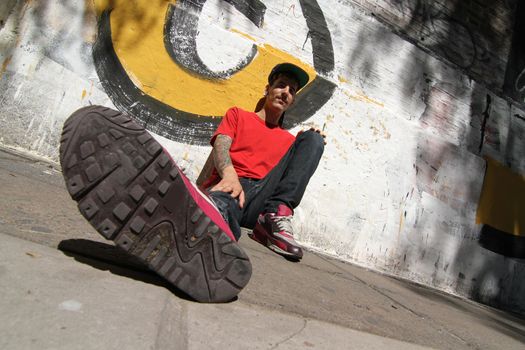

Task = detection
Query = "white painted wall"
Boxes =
[0,0,113,159]
[1,0,524,314]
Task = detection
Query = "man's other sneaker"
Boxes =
[249,204,303,260]
[59,106,252,302]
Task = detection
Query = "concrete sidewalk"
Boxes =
[1,232,428,350]
[1,147,524,349]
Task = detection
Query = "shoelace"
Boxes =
[271,215,294,236]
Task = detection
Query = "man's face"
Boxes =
[265,74,299,113]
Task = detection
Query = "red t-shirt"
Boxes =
[204,107,295,187]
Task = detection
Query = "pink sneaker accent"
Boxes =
[276,204,293,216]
[249,204,303,260]
[175,160,236,241]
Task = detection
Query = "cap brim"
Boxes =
[271,63,310,90]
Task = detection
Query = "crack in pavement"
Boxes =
[154,294,189,350]
[269,318,308,350]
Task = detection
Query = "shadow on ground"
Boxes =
[57,238,200,302]
[402,281,525,344]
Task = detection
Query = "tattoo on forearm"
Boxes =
[213,135,233,176]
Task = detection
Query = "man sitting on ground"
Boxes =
[202,63,325,261]
[59,63,324,302]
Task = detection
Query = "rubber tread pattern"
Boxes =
[96,182,115,203]
[98,133,110,147]
[59,105,252,302]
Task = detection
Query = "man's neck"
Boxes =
[256,107,282,126]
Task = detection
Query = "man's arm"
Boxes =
[211,134,245,208]
[213,134,234,175]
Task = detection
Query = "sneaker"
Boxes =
[249,204,303,260]
[59,105,252,302]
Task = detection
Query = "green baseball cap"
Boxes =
[268,63,310,90]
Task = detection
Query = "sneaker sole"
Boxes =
[59,106,252,302]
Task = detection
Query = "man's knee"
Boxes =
[208,190,242,239]
[296,130,325,156]
[208,191,237,209]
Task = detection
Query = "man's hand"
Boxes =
[212,134,245,208]
[210,167,245,208]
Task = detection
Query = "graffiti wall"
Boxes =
[1,0,525,314]
[92,0,335,145]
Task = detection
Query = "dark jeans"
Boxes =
[208,130,324,240]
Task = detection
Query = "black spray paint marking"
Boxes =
[282,78,336,129]
[479,224,525,258]
[503,0,525,105]
[164,0,337,129]
[94,0,336,144]
[283,0,336,128]
[478,94,492,153]
[93,10,218,145]
[298,0,334,75]
[164,0,265,79]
